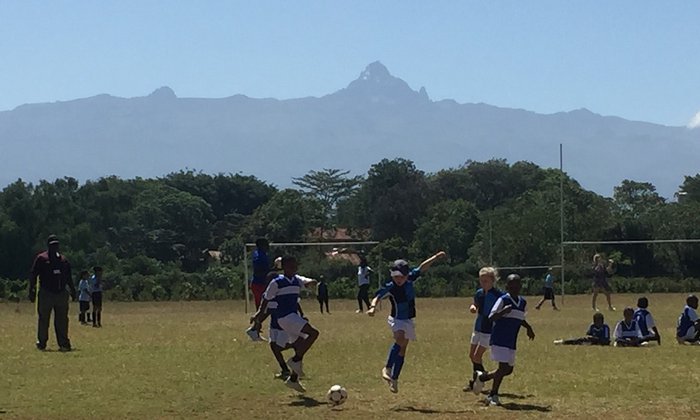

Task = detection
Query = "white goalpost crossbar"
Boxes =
[242,241,379,313]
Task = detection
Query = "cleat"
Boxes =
[553,339,563,345]
[389,379,398,393]
[245,327,263,342]
[463,379,474,392]
[287,357,304,377]
[274,371,291,380]
[472,371,484,395]
[381,367,392,384]
[285,377,306,393]
[486,394,501,406]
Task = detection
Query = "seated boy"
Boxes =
[676,295,700,345]
[553,312,610,345]
[634,297,660,345]
[614,307,643,347]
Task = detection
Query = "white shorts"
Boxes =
[269,328,292,348]
[387,316,417,341]
[490,345,516,366]
[470,331,491,348]
[277,312,308,343]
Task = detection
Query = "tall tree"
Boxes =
[292,169,361,227]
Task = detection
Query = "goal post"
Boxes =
[242,241,379,313]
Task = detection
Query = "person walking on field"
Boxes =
[592,254,616,312]
[356,256,373,313]
[28,235,77,351]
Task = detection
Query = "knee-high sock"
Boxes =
[386,343,400,369]
[472,362,485,380]
[392,354,405,380]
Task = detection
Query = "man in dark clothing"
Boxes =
[28,235,77,351]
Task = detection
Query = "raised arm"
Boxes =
[417,251,447,273]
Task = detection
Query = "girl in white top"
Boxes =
[356,256,373,313]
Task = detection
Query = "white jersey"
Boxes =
[357,266,371,286]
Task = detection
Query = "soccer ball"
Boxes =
[326,384,348,406]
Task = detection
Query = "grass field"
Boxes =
[1,293,699,419]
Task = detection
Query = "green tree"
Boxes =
[292,168,362,227]
[411,199,479,263]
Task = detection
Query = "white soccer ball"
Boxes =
[326,384,348,406]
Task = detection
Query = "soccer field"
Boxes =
[1,294,698,419]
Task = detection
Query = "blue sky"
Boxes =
[1,1,699,126]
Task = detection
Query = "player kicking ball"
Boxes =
[367,251,446,393]
[473,274,535,406]
[251,256,319,392]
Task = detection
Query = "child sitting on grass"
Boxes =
[676,294,700,345]
[553,312,610,345]
[614,307,643,347]
[634,297,661,345]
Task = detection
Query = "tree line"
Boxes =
[1,159,700,302]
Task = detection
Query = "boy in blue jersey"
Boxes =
[473,274,535,406]
[553,312,610,345]
[676,295,700,344]
[464,267,503,392]
[613,307,643,347]
[535,267,559,310]
[634,297,660,345]
[367,251,446,393]
[251,256,319,392]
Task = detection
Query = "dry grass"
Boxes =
[1,293,699,419]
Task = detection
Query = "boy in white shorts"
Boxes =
[251,256,319,392]
[464,267,503,392]
[473,274,535,406]
[367,251,446,393]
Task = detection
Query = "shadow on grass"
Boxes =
[498,392,535,399]
[393,406,474,415]
[500,402,552,412]
[288,396,323,408]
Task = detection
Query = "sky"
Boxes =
[1,1,699,127]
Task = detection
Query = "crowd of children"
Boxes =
[244,240,700,408]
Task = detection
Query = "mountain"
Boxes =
[0,61,697,197]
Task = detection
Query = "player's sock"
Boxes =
[386,343,400,369]
[392,354,405,380]
[292,355,302,363]
[472,363,485,380]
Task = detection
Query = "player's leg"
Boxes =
[551,293,559,310]
[54,290,71,350]
[388,329,409,392]
[324,296,330,313]
[36,289,51,350]
[270,342,290,378]
[604,289,614,310]
[591,287,599,310]
[318,297,323,313]
[357,287,364,312]
[289,322,319,363]
[487,363,513,404]
[535,296,546,309]
[467,339,488,390]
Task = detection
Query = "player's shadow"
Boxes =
[288,396,323,408]
[498,392,535,400]
[393,406,474,415]
[500,402,552,412]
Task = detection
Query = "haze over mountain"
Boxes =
[0,61,697,197]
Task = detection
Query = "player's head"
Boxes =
[637,297,649,309]
[593,253,601,264]
[359,256,368,267]
[687,294,699,309]
[623,307,634,321]
[281,256,297,276]
[390,259,410,286]
[274,256,282,270]
[592,312,604,326]
[47,234,60,253]
[478,267,498,290]
[79,270,89,279]
[255,238,269,252]
[548,267,553,273]
[505,274,521,295]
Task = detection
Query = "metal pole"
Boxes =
[489,218,493,265]
[243,244,249,314]
[560,143,565,304]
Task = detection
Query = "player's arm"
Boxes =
[417,251,447,272]
[251,299,269,324]
[367,286,391,316]
[521,320,535,340]
[489,303,512,322]
[297,274,318,288]
[28,256,40,302]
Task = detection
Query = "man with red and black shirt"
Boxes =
[28,235,77,351]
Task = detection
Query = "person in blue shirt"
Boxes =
[553,312,610,345]
[246,238,272,341]
[367,251,446,394]
[251,256,319,393]
[613,307,643,347]
[634,297,661,345]
[464,267,503,392]
[473,274,535,406]
[676,295,700,344]
[535,267,559,311]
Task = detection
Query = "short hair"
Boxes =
[593,312,604,322]
[478,267,498,280]
[79,270,89,277]
[281,255,297,268]
[93,266,103,273]
[623,306,634,316]
[687,295,698,305]
[637,297,649,308]
[506,274,521,283]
